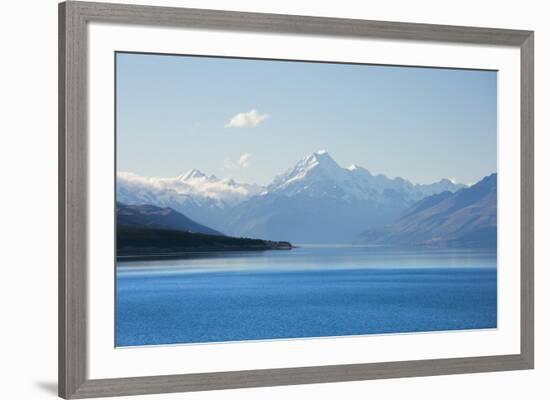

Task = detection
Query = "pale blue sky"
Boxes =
[116,52,496,185]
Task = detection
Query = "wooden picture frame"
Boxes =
[59,1,534,398]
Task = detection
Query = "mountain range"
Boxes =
[116,203,292,258]
[360,173,497,247]
[117,170,263,230]
[116,151,492,245]
[223,151,465,243]
[116,202,222,236]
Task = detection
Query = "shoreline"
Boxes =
[117,245,294,262]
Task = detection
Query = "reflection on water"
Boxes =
[118,245,497,276]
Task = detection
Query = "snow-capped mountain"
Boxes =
[223,151,466,243]
[267,150,464,204]
[117,151,466,242]
[118,169,264,206]
[117,170,263,231]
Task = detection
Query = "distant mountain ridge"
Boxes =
[117,170,263,230]
[116,203,292,258]
[117,170,264,208]
[360,173,497,247]
[117,151,469,243]
[268,150,463,202]
[116,202,222,236]
[223,151,466,243]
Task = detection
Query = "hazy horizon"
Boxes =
[117,149,496,188]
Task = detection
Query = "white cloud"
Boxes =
[224,153,252,170]
[237,153,251,168]
[224,109,269,128]
[117,171,264,206]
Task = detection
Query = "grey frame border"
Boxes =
[59,1,534,398]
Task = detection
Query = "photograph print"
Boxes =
[115,52,497,347]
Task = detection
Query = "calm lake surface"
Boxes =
[116,246,497,347]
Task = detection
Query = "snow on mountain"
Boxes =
[223,151,467,243]
[267,150,465,204]
[117,151,467,243]
[118,170,264,207]
[268,150,352,196]
[177,168,215,181]
[118,151,464,212]
[117,170,264,230]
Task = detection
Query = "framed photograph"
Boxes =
[59,1,534,398]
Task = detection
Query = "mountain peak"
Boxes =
[179,169,217,181]
[268,151,340,192]
[294,151,343,179]
[303,150,339,167]
[473,172,497,189]
[179,169,205,180]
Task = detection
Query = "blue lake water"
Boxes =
[116,246,497,347]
